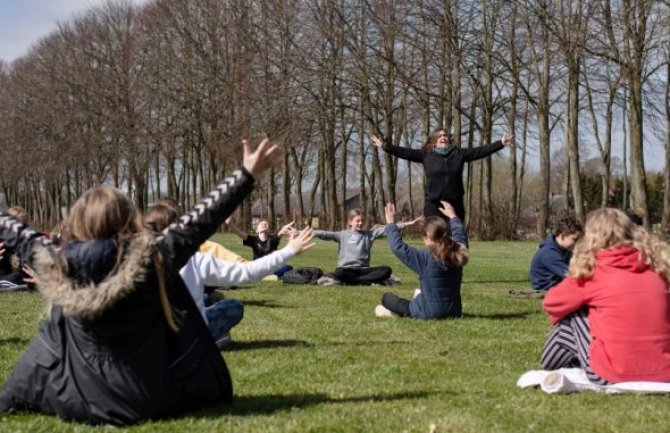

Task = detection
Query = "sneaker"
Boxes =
[386,274,402,285]
[215,332,232,349]
[262,274,279,282]
[0,281,30,292]
[413,288,421,299]
[317,276,339,286]
[375,304,399,318]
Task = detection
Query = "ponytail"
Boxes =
[423,217,468,268]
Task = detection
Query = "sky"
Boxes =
[0,0,148,63]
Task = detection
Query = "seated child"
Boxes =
[0,206,34,290]
[529,214,583,291]
[375,201,468,318]
[227,216,296,277]
[540,207,670,384]
[313,208,422,285]
[145,203,314,347]
[0,138,280,425]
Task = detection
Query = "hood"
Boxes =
[33,231,154,318]
[595,246,649,272]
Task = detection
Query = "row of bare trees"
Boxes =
[1,0,669,238]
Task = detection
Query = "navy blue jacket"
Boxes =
[529,234,571,291]
[386,218,468,319]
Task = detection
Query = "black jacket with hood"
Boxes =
[0,169,255,425]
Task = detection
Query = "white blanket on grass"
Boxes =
[517,368,670,394]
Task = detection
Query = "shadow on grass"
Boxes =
[224,339,311,351]
[462,311,535,320]
[198,390,449,417]
[464,278,529,284]
[0,337,30,345]
[242,300,289,308]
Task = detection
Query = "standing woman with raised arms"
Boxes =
[372,130,513,222]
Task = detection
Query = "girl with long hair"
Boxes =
[0,139,281,425]
[375,201,469,319]
[541,207,670,384]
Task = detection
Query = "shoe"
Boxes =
[317,276,339,286]
[0,281,30,292]
[413,288,421,299]
[386,274,402,285]
[262,274,279,282]
[375,304,399,318]
[215,332,232,349]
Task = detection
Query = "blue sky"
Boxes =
[0,0,148,62]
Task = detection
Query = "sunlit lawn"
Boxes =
[1,234,668,432]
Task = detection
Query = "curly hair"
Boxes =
[569,207,670,282]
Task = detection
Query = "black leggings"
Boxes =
[381,292,411,317]
[333,266,391,285]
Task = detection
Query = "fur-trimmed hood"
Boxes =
[33,232,155,318]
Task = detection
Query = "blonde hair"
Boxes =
[62,186,143,242]
[569,208,670,281]
[7,206,29,224]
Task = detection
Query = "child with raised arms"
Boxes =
[0,139,280,425]
[375,201,468,319]
[314,208,422,286]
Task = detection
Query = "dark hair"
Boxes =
[423,216,468,268]
[155,197,182,214]
[422,129,453,152]
[554,213,583,237]
[145,203,180,233]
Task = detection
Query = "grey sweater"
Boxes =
[314,223,406,268]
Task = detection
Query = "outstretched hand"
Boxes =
[22,264,39,285]
[371,135,386,149]
[278,221,296,237]
[384,203,396,224]
[242,138,283,179]
[501,133,514,147]
[408,215,425,226]
[439,201,457,219]
[287,227,315,255]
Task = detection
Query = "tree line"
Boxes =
[1,0,669,238]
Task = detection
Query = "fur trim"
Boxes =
[33,232,155,318]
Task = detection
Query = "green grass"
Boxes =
[1,234,669,432]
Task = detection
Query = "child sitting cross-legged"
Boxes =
[375,201,468,319]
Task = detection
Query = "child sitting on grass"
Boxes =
[314,208,422,286]
[375,202,468,318]
[0,139,280,425]
[540,207,670,384]
[145,203,314,348]
[529,213,583,292]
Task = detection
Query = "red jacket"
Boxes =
[543,246,670,383]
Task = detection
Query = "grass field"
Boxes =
[1,234,669,432]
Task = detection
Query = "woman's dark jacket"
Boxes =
[383,141,504,204]
[0,169,255,425]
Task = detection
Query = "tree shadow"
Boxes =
[325,340,411,347]
[464,278,530,284]
[224,339,311,351]
[0,337,29,345]
[195,390,449,417]
[462,311,535,320]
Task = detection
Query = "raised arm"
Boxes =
[158,139,281,270]
[383,203,424,274]
[461,133,513,162]
[372,134,424,163]
[225,216,248,241]
[439,201,468,248]
[0,214,50,268]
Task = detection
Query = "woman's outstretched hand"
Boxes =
[501,133,514,147]
[242,138,282,179]
[287,227,315,255]
[371,135,386,149]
